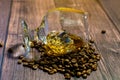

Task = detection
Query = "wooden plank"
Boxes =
[1,0,120,80]
[0,0,12,76]
[99,0,120,32]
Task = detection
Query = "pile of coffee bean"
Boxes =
[17,42,100,80]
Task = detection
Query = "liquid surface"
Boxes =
[44,31,84,56]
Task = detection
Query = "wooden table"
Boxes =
[0,0,120,80]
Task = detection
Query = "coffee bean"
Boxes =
[38,66,44,70]
[82,70,86,74]
[53,68,57,73]
[82,74,87,79]
[18,56,24,59]
[48,71,55,75]
[0,43,3,47]
[32,65,38,70]
[65,65,70,68]
[101,30,106,34]
[64,73,71,79]
[86,69,92,75]
[73,63,78,68]
[76,72,82,78]
[43,67,50,72]
[96,54,101,60]
[58,65,62,68]
[29,62,34,65]
[7,48,13,53]
[57,68,65,73]
[23,62,29,67]
[17,60,22,64]
[52,64,58,69]
[89,40,94,43]
[71,58,77,64]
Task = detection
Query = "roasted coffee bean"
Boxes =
[58,65,62,68]
[73,63,78,68]
[38,66,44,70]
[92,66,97,71]
[96,54,101,60]
[18,56,24,59]
[53,68,57,73]
[65,65,70,68]
[69,71,75,77]
[82,70,86,74]
[57,68,65,73]
[64,73,71,79]
[76,72,82,78]
[92,55,97,59]
[82,74,87,79]
[75,68,80,71]
[29,41,35,48]
[57,57,60,60]
[48,71,55,75]
[22,58,29,62]
[71,58,77,64]
[32,65,38,70]
[0,43,3,47]
[89,40,94,43]
[89,59,94,63]
[91,64,97,71]
[29,62,34,65]
[64,59,69,62]
[23,62,29,67]
[17,60,22,64]
[52,64,58,69]
[39,61,46,65]
[86,69,92,75]
[43,67,51,72]
[65,69,71,73]
[101,30,106,34]
[7,48,13,53]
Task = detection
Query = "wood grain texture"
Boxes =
[1,0,120,80]
[0,0,12,74]
[99,0,120,32]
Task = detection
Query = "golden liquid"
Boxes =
[44,31,84,56]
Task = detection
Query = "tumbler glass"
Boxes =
[21,7,89,58]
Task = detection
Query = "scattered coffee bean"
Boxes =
[64,73,71,79]
[89,39,94,43]
[17,60,22,64]
[86,69,92,75]
[7,48,13,53]
[18,56,24,59]
[0,43,2,47]
[82,74,87,79]
[48,70,55,75]
[43,67,50,72]
[32,65,38,70]
[38,66,44,70]
[101,30,106,34]
[76,72,82,78]
[53,68,57,73]
[23,62,29,67]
